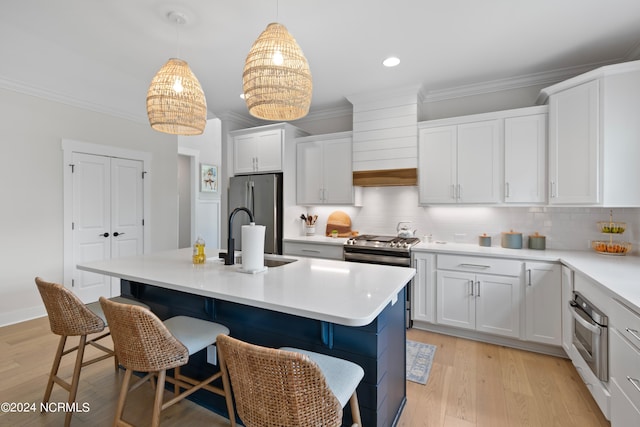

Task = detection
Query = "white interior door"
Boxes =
[109,157,144,295]
[71,153,143,302]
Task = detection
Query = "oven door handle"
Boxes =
[570,306,602,335]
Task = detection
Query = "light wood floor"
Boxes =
[0,317,610,426]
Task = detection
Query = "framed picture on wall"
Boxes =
[200,164,218,193]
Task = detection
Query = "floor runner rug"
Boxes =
[406,340,437,384]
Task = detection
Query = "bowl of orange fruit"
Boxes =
[591,240,631,255]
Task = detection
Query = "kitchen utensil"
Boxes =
[501,230,522,249]
[396,221,416,238]
[478,234,491,247]
[527,232,546,250]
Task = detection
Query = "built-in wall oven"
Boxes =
[344,235,420,328]
[570,291,609,381]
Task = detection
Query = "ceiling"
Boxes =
[1,0,640,125]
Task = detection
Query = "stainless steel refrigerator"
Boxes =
[228,173,283,254]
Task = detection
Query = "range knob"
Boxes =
[403,242,410,248]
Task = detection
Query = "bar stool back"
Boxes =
[99,297,233,427]
[217,334,364,427]
[35,277,147,427]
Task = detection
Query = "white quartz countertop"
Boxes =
[77,248,415,327]
[413,242,640,313]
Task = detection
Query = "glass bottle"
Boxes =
[192,236,206,264]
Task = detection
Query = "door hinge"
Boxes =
[142,219,145,226]
[71,222,75,230]
[142,171,147,179]
[71,279,75,288]
[69,163,75,173]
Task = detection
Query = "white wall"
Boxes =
[0,88,179,326]
[178,118,223,249]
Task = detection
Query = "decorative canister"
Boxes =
[528,232,546,250]
[501,230,523,249]
[478,233,491,247]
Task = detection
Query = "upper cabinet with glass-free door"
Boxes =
[541,60,640,206]
[296,132,354,205]
[418,118,500,204]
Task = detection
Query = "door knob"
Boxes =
[113,232,125,237]
[99,232,109,238]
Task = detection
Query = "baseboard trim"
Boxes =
[411,320,568,358]
[0,306,47,328]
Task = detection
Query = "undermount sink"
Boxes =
[236,255,297,268]
[217,252,297,268]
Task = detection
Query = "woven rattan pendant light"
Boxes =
[146,12,207,135]
[243,22,312,121]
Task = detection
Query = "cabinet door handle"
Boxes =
[301,249,321,253]
[459,263,491,270]
[476,280,480,297]
[628,376,640,394]
[527,269,532,286]
[469,280,474,296]
[550,181,556,198]
[626,328,640,343]
[505,182,510,198]
[99,232,110,238]
[457,184,462,200]
[113,232,125,237]
[450,184,456,200]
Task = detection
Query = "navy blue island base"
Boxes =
[121,279,407,427]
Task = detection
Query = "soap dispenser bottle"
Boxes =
[192,236,206,264]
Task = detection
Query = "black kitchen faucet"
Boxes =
[225,207,255,265]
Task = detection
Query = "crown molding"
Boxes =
[0,76,148,124]
[420,60,622,103]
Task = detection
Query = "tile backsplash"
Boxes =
[293,186,640,253]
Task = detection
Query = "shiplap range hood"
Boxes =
[347,85,422,186]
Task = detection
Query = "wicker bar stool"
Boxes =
[34,277,149,427]
[98,296,233,427]
[217,334,365,427]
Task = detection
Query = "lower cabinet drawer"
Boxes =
[284,241,344,260]
[437,254,522,276]
[611,328,640,411]
[611,299,640,349]
[611,377,640,426]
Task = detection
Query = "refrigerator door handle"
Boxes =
[249,180,255,214]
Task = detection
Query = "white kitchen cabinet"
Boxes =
[419,119,500,204]
[231,124,308,175]
[411,252,436,323]
[609,299,640,426]
[504,113,547,203]
[296,132,353,205]
[233,127,285,174]
[543,61,640,206]
[233,128,283,174]
[524,262,561,345]
[561,265,575,357]
[548,80,599,204]
[435,255,522,339]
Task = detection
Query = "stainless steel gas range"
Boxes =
[343,234,420,327]
[343,234,420,266]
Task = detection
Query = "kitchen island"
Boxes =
[78,248,415,427]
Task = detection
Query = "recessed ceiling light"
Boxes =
[383,56,400,67]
